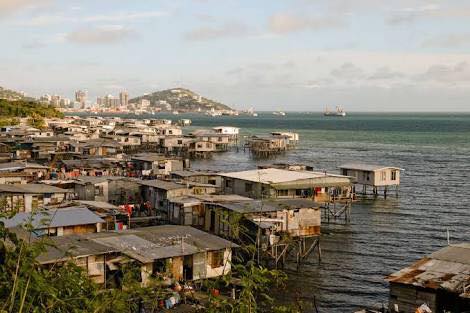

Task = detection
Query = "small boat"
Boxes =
[172,111,179,115]
[273,111,286,116]
[324,105,346,117]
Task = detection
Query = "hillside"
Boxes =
[0,86,33,101]
[130,88,233,112]
[0,99,63,119]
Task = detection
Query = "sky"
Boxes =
[1,0,470,111]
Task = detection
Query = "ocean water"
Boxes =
[78,111,470,311]
[182,112,470,312]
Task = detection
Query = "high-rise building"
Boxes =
[59,98,71,107]
[75,90,87,108]
[119,91,129,108]
[50,95,61,107]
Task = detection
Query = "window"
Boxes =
[209,251,224,268]
[277,189,288,197]
[245,183,253,193]
[95,185,104,196]
[391,170,397,181]
[206,143,211,148]
[218,137,223,142]
[380,171,386,181]
[177,140,183,145]
[225,179,233,188]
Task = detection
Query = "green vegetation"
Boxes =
[0,211,303,313]
[130,88,233,112]
[0,99,63,129]
[0,87,32,102]
[0,117,19,127]
[0,99,63,119]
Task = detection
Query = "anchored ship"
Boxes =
[324,105,346,117]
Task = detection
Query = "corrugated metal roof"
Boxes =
[92,235,198,263]
[1,207,105,229]
[430,243,470,265]
[339,163,402,172]
[76,200,119,210]
[0,184,70,194]
[210,198,320,214]
[37,235,118,264]
[0,161,48,171]
[137,179,186,190]
[131,153,178,162]
[386,243,470,294]
[221,168,334,184]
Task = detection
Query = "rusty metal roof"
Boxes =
[386,243,470,295]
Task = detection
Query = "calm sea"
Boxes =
[79,112,470,311]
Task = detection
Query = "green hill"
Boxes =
[0,86,33,101]
[130,88,233,112]
[0,99,63,127]
[0,99,63,118]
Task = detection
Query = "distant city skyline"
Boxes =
[1,0,470,111]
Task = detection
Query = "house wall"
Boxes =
[142,186,191,213]
[281,208,321,236]
[24,194,31,211]
[75,182,108,202]
[192,252,206,280]
[71,255,107,285]
[343,168,400,187]
[223,178,266,198]
[388,282,437,313]
[205,248,232,278]
[373,169,400,186]
[62,224,99,236]
[108,179,140,205]
[168,203,205,227]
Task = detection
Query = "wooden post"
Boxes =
[296,240,301,271]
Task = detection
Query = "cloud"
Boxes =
[330,62,364,80]
[268,13,344,34]
[183,22,250,41]
[66,25,135,44]
[422,34,470,48]
[386,14,416,25]
[418,62,470,83]
[0,0,50,17]
[368,67,404,80]
[21,11,166,26]
[386,4,470,25]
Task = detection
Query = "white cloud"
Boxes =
[268,13,344,34]
[66,25,135,44]
[21,10,167,26]
[387,3,470,25]
[183,22,250,41]
[331,62,364,80]
[368,67,404,80]
[417,62,470,83]
[0,0,50,17]
[422,33,470,48]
